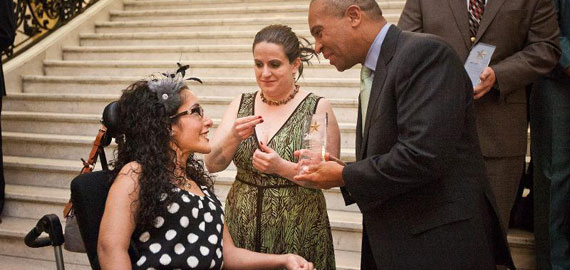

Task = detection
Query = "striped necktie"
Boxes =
[360,66,373,133]
[468,0,485,37]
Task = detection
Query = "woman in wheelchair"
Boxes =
[97,73,314,270]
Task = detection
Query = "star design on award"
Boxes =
[310,121,320,133]
[477,50,487,59]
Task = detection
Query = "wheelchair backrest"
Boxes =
[70,170,138,269]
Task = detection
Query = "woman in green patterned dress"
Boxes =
[205,25,340,269]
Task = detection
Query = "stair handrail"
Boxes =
[1,0,100,62]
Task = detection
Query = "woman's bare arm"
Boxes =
[98,162,141,270]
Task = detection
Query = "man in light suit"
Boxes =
[0,0,16,220]
[398,0,561,231]
[294,0,514,268]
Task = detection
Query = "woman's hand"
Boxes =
[232,115,264,141]
[252,142,283,174]
[283,254,314,270]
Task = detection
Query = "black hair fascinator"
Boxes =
[173,62,203,84]
[147,63,203,114]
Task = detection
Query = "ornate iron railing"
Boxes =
[1,0,100,61]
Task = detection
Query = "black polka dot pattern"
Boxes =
[133,186,224,269]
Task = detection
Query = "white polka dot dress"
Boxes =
[133,186,224,269]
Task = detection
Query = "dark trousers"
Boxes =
[531,74,570,270]
[0,98,4,217]
[360,223,378,269]
[484,156,526,232]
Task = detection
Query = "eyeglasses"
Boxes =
[169,104,204,119]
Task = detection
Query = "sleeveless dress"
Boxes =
[225,91,335,269]
[132,185,225,270]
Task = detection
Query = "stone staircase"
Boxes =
[0,0,534,269]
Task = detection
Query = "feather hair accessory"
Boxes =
[146,63,203,113]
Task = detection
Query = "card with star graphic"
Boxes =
[464,42,495,87]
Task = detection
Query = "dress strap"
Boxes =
[313,95,324,114]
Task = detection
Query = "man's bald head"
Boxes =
[310,0,383,20]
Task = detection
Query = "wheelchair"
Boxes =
[24,101,138,270]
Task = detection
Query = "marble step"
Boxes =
[12,85,359,120]
[63,44,255,61]
[1,131,356,162]
[110,5,313,21]
[22,74,361,101]
[0,254,91,270]
[61,44,360,63]
[123,0,312,10]
[3,156,92,190]
[2,132,116,161]
[3,93,115,114]
[43,59,361,78]
[2,111,102,136]
[79,30,313,46]
[94,16,400,33]
[2,184,363,265]
[509,229,537,270]
[3,109,532,157]
[8,90,359,122]
[4,153,359,213]
[3,92,359,125]
[3,184,70,221]
[95,17,311,33]
[110,5,404,21]
[2,91,531,150]
[0,183,537,269]
[2,136,531,189]
[0,215,359,270]
[1,111,358,149]
[122,0,404,11]
[3,91,531,148]
[0,216,91,267]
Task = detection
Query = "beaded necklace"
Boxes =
[260,84,300,106]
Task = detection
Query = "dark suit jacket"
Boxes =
[341,25,514,269]
[1,0,17,96]
[398,0,560,157]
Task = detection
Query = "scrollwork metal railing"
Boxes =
[1,0,99,61]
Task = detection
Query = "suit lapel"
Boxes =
[475,0,506,43]
[359,25,399,159]
[448,0,472,50]
[355,99,363,160]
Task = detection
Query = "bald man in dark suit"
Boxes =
[295,0,514,268]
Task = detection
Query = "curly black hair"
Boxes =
[253,24,318,82]
[109,79,214,231]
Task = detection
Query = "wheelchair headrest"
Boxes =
[102,101,120,138]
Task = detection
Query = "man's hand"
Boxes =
[474,67,496,99]
[564,67,570,77]
[293,151,344,189]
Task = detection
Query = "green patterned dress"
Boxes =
[225,91,335,269]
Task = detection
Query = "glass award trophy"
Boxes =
[297,112,328,175]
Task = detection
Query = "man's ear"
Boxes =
[345,5,362,26]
